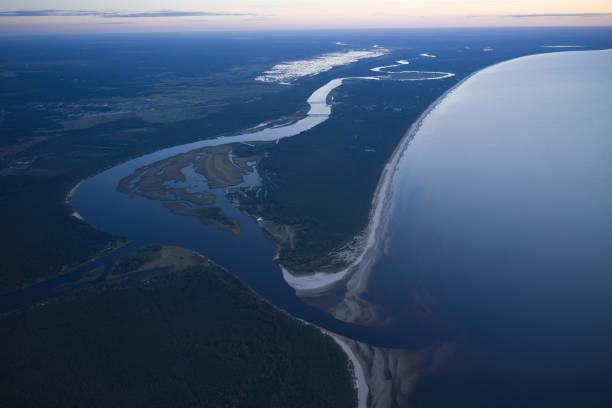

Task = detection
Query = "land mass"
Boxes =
[0,245,357,407]
[0,35,314,292]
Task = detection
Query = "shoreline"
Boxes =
[281,265,349,294]
[325,331,369,408]
[283,70,471,297]
[65,178,87,220]
[323,327,455,408]
[285,51,593,296]
[307,50,592,323]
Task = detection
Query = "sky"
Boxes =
[1,0,611,34]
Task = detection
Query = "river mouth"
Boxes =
[61,60,460,349]
[0,52,459,348]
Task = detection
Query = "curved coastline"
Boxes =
[326,332,369,408]
[285,68,473,297]
[309,49,611,326]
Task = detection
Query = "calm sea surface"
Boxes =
[368,49,612,406]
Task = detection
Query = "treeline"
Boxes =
[234,78,455,273]
[0,247,356,407]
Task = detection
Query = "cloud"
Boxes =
[466,12,612,19]
[507,13,612,18]
[0,10,253,18]
[0,10,98,17]
[103,11,253,18]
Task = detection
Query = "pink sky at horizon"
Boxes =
[1,1,611,35]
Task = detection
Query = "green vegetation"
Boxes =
[118,143,266,236]
[110,244,163,275]
[164,202,242,236]
[119,143,260,200]
[193,144,244,188]
[0,37,311,292]
[53,265,106,294]
[233,152,263,172]
[0,245,357,407]
[229,78,455,274]
[117,152,217,206]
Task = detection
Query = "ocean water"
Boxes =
[368,49,612,406]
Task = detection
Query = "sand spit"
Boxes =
[65,179,87,220]
[323,325,452,408]
[316,52,584,325]
[281,265,349,294]
[295,72,476,326]
[325,331,369,408]
[280,71,456,297]
[331,333,454,408]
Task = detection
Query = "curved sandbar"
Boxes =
[326,332,369,408]
[284,71,458,296]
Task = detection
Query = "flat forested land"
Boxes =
[164,202,242,236]
[0,245,356,407]
[0,36,322,292]
[233,78,459,273]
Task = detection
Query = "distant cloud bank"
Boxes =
[466,12,612,19]
[0,10,253,18]
[507,13,612,18]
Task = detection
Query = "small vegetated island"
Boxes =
[0,245,356,407]
[117,144,252,236]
